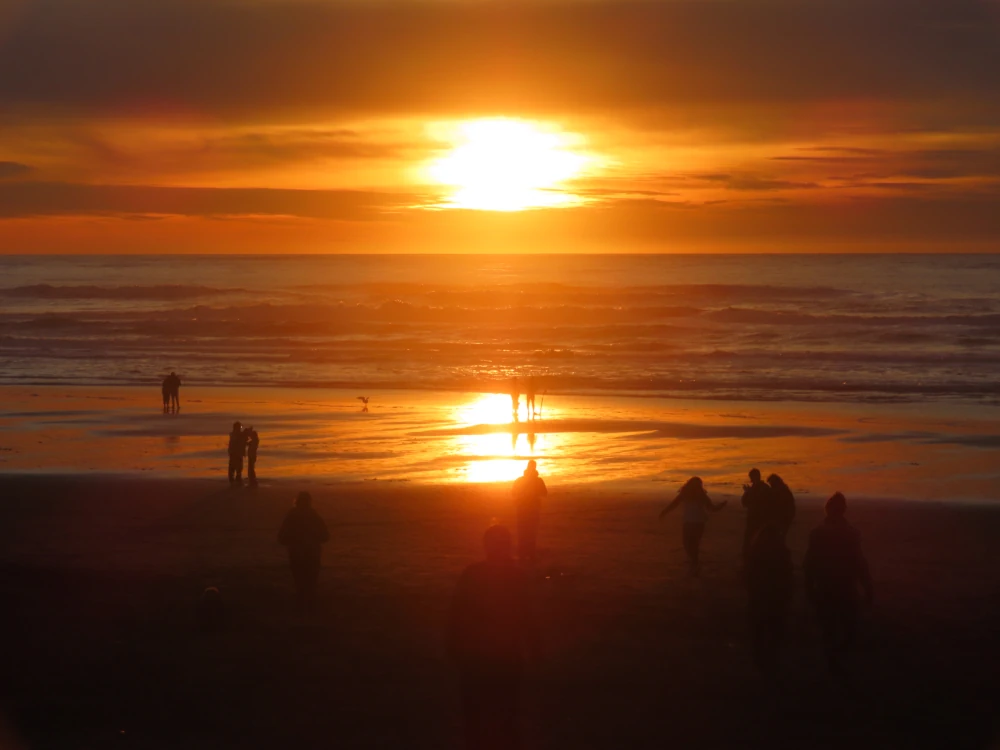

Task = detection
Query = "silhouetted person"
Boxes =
[227,421,246,485]
[659,476,726,576]
[449,525,538,750]
[246,427,260,485]
[161,376,171,412]
[741,468,775,564]
[525,377,536,419]
[510,379,520,421]
[278,491,329,615]
[167,371,181,410]
[804,492,874,676]
[512,460,546,563]
[746,524,794,673]
[767,473,796,539]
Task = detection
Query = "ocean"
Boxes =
[3,254,1000,405]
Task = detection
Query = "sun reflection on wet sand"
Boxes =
[451,393,551,483]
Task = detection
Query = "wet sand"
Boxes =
[1,475,998,749]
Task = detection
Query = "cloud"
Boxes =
[0,0,998,119]
[0,182,427,220]
[0,161,32,179]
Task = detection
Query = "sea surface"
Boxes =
[2,254,1000,406]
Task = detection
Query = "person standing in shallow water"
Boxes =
[746,524,794,674]
[245,427,260,485]
[161,375,171,412]
[278,491,330,615]
[659,477,726,576]
[512,460,547,563]
[804,492,873,676]
[449,524,538,750]
[227,421,246,485]
[767,473,796,539]
[741,468,775,564]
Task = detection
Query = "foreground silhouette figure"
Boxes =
[278,491,330,615]
[227,421,246,485]
[512,460,547,563]
[804,492,874,676]
[659,476,726,576]
[767,473,796,539]
[449,525,538,750]
[746,524,794,673]
[741,468,775,564]
[245,427,260,485]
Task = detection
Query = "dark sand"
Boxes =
[1,476,998,749]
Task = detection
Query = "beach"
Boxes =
[1,474,998,748]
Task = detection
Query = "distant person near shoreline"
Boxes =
[227,421,247,485]
[245,426,260,485]
[659,476,726,576]
[512,460,547,563]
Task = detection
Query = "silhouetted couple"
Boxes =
[659,476,727,576]
[161,371,181,412]
[741,468,796,563]
[450,524,538,750]
[513,460,547,563]
[278,491,329,616]
[227,421,260,486]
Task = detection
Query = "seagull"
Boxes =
[357,396,370,412]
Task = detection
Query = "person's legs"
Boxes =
[247,455,257,483]
[461,673,486,750]
[682,523,705,574]
[489,674,521,750]
[235,456,243,483]
[227,456,237,483]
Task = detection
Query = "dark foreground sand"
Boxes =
[1,476,998,749]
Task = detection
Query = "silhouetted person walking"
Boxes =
[767,473,796,539]
[167,371,181,410]
[525,377,536,419]
[659,476,726,576]
[741,468,775,564]
[227,421,246,485]
[510,379,520,422]
[161,376,171,412]
[746,524,794,673]
[246,427,260,485]
[512,460,546,563]
[449,525,538,750]
[804,492,873,676]
[278,491,329,615]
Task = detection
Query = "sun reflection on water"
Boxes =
[451,392,546,483]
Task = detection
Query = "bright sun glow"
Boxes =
[427,118,592,211]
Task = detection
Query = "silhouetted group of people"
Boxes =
[510,376,541,421]
[659,467,873,677]
[227,420,260,486]
[161,371,181,412]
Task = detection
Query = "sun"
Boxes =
[426,118,592,211]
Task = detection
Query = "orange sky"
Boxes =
[1,0,999,253]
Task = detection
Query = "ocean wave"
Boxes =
[1,284,247,300]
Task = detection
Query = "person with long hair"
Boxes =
[659,477,727,576]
